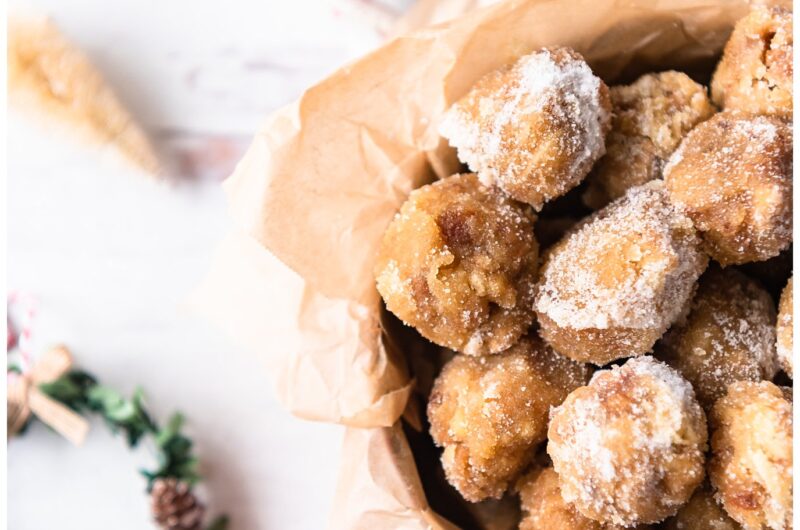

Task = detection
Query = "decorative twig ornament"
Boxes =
[7,345,90,445]
[8,14,161,175]
[7,295,228,530]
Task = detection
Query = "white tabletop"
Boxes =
[7,1,409,528]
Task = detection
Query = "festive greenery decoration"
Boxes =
[8,293,228,530]
[39,371,206,490]
[10,349,228,530]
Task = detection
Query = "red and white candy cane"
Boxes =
[7,291,38,373]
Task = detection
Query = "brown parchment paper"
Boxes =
[190,0,750,527]
[330,424,460,530]
[191,231,413,427]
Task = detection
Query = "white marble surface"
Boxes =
[7,1,410,528]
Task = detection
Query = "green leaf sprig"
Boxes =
[37,370,225,529]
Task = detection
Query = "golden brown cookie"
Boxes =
[777,277,793,378]
[583,71,715,208]
[711,5,793,118]
[548,356,707,526]
[656,267,777,410]
[439,47,611,210]
[428,335,589,502]
[661,483,742,530]
[709,381,792,530]
[375,173,538,355]
[535,181,707,365]
[582,133,663,210]
[517,467,651,530]
[663,111,792,265]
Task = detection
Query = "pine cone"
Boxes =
[150,478,206,530]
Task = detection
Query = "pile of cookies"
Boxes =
[374,4,793,529]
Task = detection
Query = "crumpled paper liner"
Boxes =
[331,422,524,530]
[192,231,413,427]
[331,424,460,530]
[191,0,749,527]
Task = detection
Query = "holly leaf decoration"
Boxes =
[86,385,156,446]
[31,364,226,526]
[154,412,185,447]
[142,412,201,490]
[39,370,97,411]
